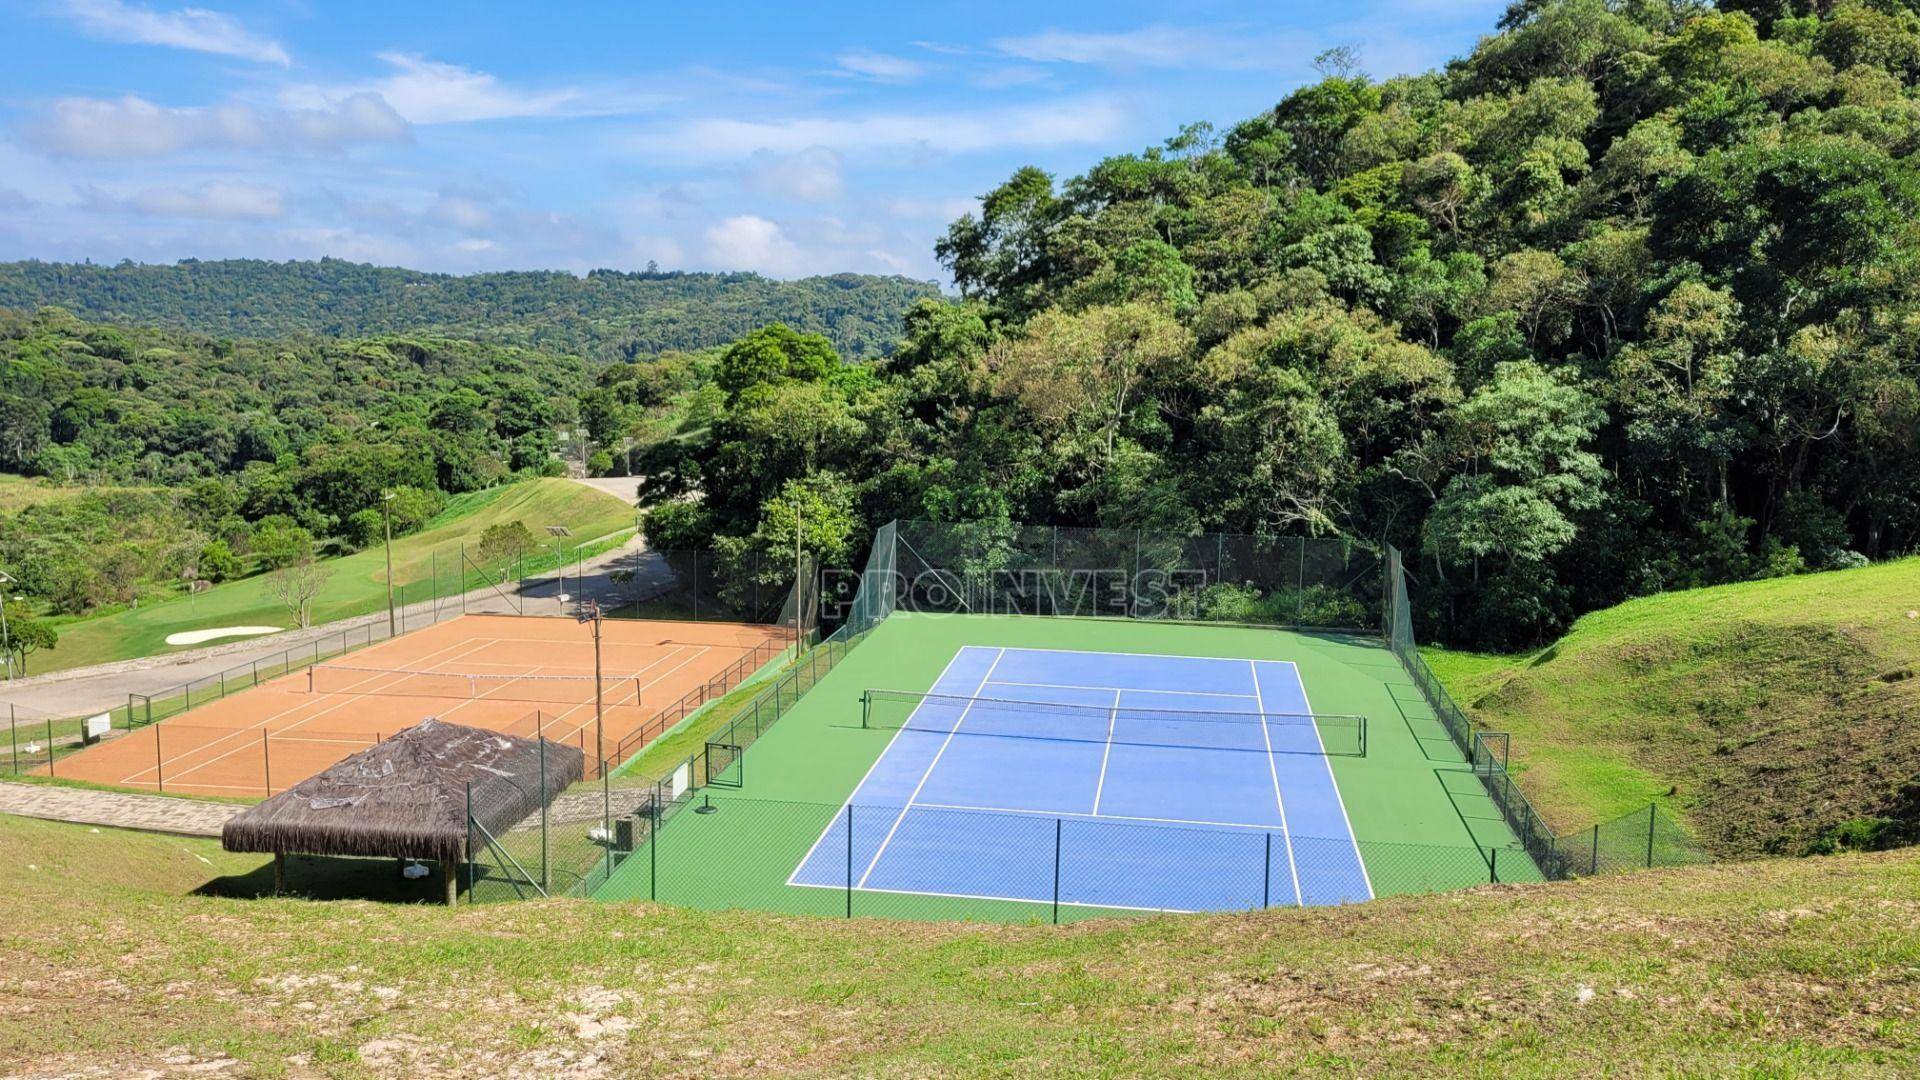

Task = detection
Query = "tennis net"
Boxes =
[307,664,643,705]
[860,689,1366,757]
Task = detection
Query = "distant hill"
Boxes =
[0,258,942,360]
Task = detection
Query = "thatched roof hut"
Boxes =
[222,718,584,901]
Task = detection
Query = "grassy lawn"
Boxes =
[1423,557,1920,855]
[34,478,637,673]
[0,811,1916,1075]
[0,473,151,512]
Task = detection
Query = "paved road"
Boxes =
[0,533,679,724]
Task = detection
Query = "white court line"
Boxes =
[855,648,1006,889]
[784,646,979,887]
[982,679,1257,700]
[1089,689,1121,815]
[527,644,713,745]
[1283,659,1375,901]
[911,801,1309,832]
[125,636,505,786]
[979,644,1285,664]
[1252,659,1305,907]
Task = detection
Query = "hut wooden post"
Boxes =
[272,851,285,895]
[442,860,457,905]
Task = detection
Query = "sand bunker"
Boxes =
[164,626,283,646]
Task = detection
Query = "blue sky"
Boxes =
[0,0,1507,281]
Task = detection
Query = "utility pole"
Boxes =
[381,492,397,637]
[0,570,13,681]
[793,497,803,652]
[579,599,604,774]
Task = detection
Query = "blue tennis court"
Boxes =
[789,646,1373,913]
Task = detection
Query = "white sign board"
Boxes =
[669,761,692,801]
[84,713,112,741]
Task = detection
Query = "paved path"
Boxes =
[0,534,670,723]
[0,780,239,837]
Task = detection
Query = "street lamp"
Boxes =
[381,492,397,637]
[576,599,604,774]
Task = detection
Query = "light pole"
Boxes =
[0,570,13,682]
[577,599,604,773]
[381,492,397,637]
[793,497,803,653]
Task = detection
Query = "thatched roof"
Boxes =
[222,718,585,863]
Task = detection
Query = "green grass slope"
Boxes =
[38,478,636,673]
[1426,558,1920,856]
[0,812,1914,1075]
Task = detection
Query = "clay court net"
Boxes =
[307,664,644,705]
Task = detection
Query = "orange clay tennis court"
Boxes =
[56,614,792,798]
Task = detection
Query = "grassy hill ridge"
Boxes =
[1426,557,1920,856]
[0,811,1914,1075]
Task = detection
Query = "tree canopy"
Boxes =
[641,0,1920,650]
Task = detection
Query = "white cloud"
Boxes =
[993,24,1304,70]
[360,53,589,124]
[427,192,495,232]
[79,181,286,219]
[280,53,665,125]
[703,215,805,277]
[59,0,290,66]
[883,195,980,222]
[26,92,409,159]
[971,66,1051,90]
[742,146,844,202]
[835,49,927,82]
[0,187,31,210]
[645,97,1128,160]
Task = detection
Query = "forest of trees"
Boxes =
[0,259,939,362]
[0,307,584,618]
[631,0,1920,649]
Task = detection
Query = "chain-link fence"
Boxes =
[586,793,1519,923]
[857,522,1382,630]
[465,531,895,903]
[1385,546,1710,880]
[1,703,100,779]
[1554,803,1711,876]
[455,523,1713,914]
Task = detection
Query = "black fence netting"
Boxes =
[465,527,897,904]
[882,522,1383,630]
[1384,545,1711,881]
[557,793,1516,923]
[459,523,1711,913]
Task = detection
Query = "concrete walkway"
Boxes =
[0,780,239,837]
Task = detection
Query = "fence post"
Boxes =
[844,804,854,918]
[1052,818,1063,925]
[1489,847,1498,884]
[262,730,272,797]
[1262,833,1272,909]
[538,736,550,893]
[8,707,17,775]
[1590,824,1600,876]
[649,794,659,902]
[465,781,475,904]
[153,723,163,791]
[1645,803,1657,868]
[45,719,55,778]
